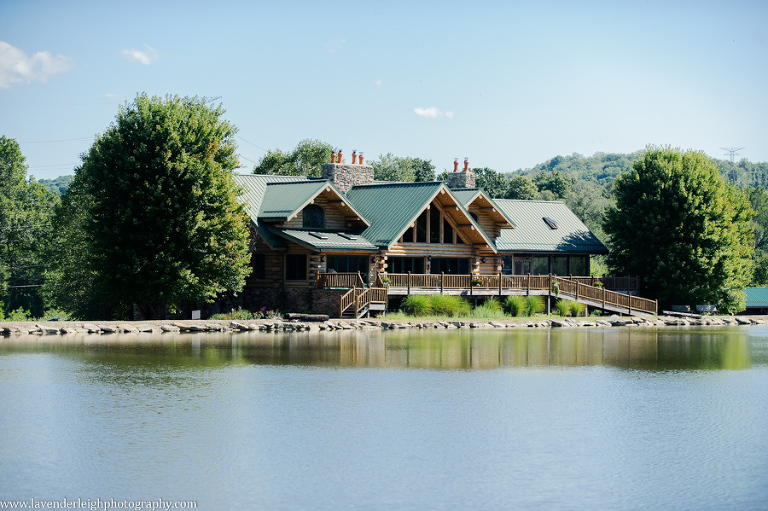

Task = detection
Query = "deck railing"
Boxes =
[316,272,366,289]
[324,272,656,316]
[339,286,389,318]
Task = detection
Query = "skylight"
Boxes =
[543,217,558,229]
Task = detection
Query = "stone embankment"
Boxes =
[1,315,767,337]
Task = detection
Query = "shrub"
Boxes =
[430,295,470,317]
[569,300,585,317]
[503,295,528,317]
[470,298,506,319]
[5,307,33,321]
[524,295,545,316]
[38,308,75,321]
[555,299,571,317]
[402,295,433,316]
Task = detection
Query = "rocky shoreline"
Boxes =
[1,314,767,336]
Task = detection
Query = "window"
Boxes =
[389,257,425,274]
[552,256,567,276]
[251,254,266,279]
[285,254,307,281]
[416,211,427,243]
[429,207,440,243]
[502,255,514,275]
[302,205,324,229]
[430,258,470,275]
[543,217,558,229]
[570,256,588,276]
[533,256,549,275]
[443,218,454,244]
[326,255,369,283]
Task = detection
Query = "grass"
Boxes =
[504,295,528,317]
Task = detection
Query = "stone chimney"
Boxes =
[322,149,374,193]
[447,157,476,189]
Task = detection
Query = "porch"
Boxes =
[315,272,657,317]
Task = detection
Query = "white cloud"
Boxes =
[0,41,74,89]
[323,38,347,52]
[414,106,454,119]
[121,44,159,65]
[374,79,382,87]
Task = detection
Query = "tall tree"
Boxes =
[413,158,436,182]
[604,147,754,313]
[505,175,539,200]
[473,167,508,198]
[371,153,416,182]
[52,94,251,319]
[253,139,334,177]
[0,136,57,317]
[534,170,574,199]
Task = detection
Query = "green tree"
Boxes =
[566,180,613,241]
[0,136,57,317]
[413,158,436,182]
[253,139,334,177]
[505,175,539,200]
[604,147,754,313]
[52,94,251,319]
[371,153,416,182]
[534,170,574,199]
[473,167,508,198]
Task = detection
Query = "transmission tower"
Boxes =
[721,146,745,182]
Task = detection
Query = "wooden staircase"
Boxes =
[339,287,388,319]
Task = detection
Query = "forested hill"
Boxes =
[37,175,73,196]
[27,152,768,197]
[512,150,768,188]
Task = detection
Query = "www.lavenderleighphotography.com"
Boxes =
[2,1,768,510]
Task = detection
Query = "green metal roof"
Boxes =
[493,199,608,254]
[258,180,334,220]
[450,188,483,207]
[745,287,768,308]
[345,181,445,247]
[269,228,378,251]
[450,187,516,228]
[234,174,310,223]
[234,174,311,248]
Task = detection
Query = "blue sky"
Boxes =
[1,0,766,180]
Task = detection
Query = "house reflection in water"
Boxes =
[233,329,751,371]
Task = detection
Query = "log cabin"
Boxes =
[234,155,610,315]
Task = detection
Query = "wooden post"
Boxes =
[602,286,606,309]
[498,272,502,296]
[407,271,411,295]
[527,273,531,295]
[441,271,445,295]
[628,292,632,315]
[575,280,579,302]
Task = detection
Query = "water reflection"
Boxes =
[0,327,757,370]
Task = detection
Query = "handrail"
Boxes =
[339,288,356,317]
[329,272,655,316]
[317,272,366,289]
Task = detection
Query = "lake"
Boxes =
[1,326,767,510]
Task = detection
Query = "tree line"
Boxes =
[2,98,765,318]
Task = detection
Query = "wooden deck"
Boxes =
[317,272,657,318]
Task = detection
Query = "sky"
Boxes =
[1,0,766,181]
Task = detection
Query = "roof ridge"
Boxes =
[349,181,442,189]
